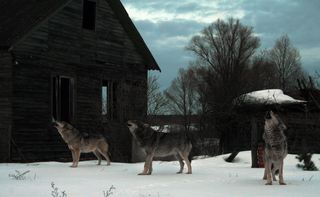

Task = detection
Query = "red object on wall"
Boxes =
[257,143,265,168]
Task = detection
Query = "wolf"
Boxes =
[127,120,193,175]
[262,111,288,185]
[53,121,111,167]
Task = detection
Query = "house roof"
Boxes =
[0,0,160,71]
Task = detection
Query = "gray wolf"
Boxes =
[262,111,287,185]
[53,121,111,167]
[127,120,193,175]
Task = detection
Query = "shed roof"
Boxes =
[234,89,307,112]
[235,89,306,106]
[0,0,160,71]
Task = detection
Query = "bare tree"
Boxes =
[248,50,278,90]
[186,18,260,111]
[311,70,320,88]
[147,74,167,115]
[164,68,200,130]
[186,18,260,153]
[269,34,304,91]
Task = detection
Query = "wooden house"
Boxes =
[0,0,160,162]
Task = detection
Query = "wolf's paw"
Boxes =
[265,182,272,185]
[279,182,286,185]
[70,165,78,168]
[186,172,192,174]
[138,172,150,175]
[106,163,111,166]
[176,171,183,174]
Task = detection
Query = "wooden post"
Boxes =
[251,117,258,168]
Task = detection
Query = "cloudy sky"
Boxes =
[121,0,320,89]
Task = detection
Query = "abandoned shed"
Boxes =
[0,0,160,163]
[232,89,320,167]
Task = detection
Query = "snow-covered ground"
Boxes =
[0,151,319,197]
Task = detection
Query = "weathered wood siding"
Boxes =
[9,0,148,162]
[0,52,12,162]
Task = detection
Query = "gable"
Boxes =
[0,0,70,48]
[0,0,160,71]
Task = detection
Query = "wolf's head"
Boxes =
[127,120,154,145]
[264,111,287,131]
[127,120,149,133]
[53,121,73,135]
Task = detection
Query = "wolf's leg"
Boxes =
[263,155,267,180]
[271,166,277,181]
[93,150,102,165]
[265,160,272,185]
[175,154,184,174]
[180,152,192,174]
[70,149,77,167]
[97,144,111,166]
[139,152,154,175]
[279,160,286,185]
[147,161,153,175]
[263,167,267,180]
[71,149,81,167]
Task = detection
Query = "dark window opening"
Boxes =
[112,82,118,120]
[102,80,118,120]
[82,0,96,30]
[52,76,74,123]
[60,78,72,122]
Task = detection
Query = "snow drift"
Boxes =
[0,151,319,197]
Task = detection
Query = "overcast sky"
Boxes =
[121,0,320,89]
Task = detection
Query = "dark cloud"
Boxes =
[133,20,198,89]
[241,0,320,49]
[134,19,204,40]
[176,2,207,13]
[121,0,320,89]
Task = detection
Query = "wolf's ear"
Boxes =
[143,123,150,128]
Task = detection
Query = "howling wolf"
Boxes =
[127,120,193,175]
[263,111,288,185]
[53,121,111,167]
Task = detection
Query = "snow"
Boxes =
[236,89,306,105]
[151,125,171,133]
[0,151,319,197]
